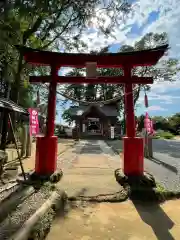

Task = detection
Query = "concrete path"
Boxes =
[57,140,122,197]
[46,140,180,240]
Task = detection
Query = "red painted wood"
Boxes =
[35,136,57,174]
[23,46,167,67]
[30,76,153,84]
[46,65,58,137]
[123,137,144,175]
[124,67,136,138]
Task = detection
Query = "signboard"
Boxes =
[86,62,97,78]
[82,124,85,133]
[110,126,114,139]
[88,118,99,121]
[28,108,39,136]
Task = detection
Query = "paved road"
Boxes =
[107,139,180,191]
[153,139,180,160]
[146,139,180,191]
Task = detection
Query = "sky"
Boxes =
[56,0,180,124]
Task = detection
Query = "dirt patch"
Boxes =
[46,200,180,240]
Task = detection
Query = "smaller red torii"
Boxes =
[16,44,168,177]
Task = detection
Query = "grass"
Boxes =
[153,131,175,140]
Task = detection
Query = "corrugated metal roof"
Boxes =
[69,104,118,117]
[0,97,29,114]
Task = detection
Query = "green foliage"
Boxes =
[155,130,174,139]
[61,109,73,125]
[0,0,130,106]
[137,112,180,137]
[168,113,180,134]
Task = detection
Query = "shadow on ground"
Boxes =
[72,143,103,155]
[133,200,175,240]
[72,141,118,156]
[50,187,176,240]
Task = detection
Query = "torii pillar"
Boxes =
[35,65,58,175]
[123,66,143,175]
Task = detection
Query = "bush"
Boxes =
[156,130,174,139]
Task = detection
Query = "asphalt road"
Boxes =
[153,139,180,160]
[107,139,180,191]
[144,139,180,191]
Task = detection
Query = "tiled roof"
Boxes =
[69,104,118,117]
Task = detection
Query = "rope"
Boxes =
[41,83,142,105]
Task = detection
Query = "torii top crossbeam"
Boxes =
[16,44,168,68]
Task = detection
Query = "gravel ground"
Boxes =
[106,140,180,192]
[0,185,53,240]
[0,141,79,240]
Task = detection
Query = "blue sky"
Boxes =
[56,0,180,124]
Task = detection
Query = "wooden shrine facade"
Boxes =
[69,103,119,139]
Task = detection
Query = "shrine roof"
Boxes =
[16,44,168,68]
[69,104,118,117]
[0,97,29,115]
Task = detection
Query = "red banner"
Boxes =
[144,112,154,134]
[28,108,39,136]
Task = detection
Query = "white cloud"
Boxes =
[58,1,180,108]
[148,105,167,111]
[78,0,180,57]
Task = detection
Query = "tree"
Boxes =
[0,0,131,104]
[168,113,180,134]
[61,109,74,126]
[61,32,179,125]
[0,0,131,144]
[136,113,180,135]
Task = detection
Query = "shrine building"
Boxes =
[69,101,121,139]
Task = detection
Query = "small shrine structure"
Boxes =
[69,101,120,139]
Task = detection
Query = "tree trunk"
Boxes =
[7,53,24,143]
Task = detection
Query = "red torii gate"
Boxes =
[17,44,168,177]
